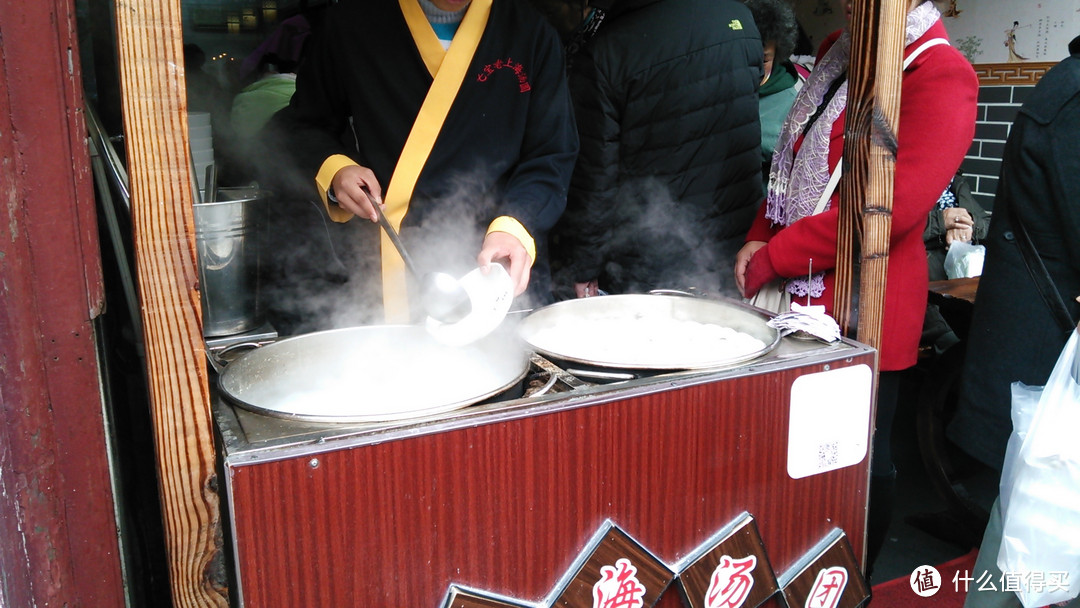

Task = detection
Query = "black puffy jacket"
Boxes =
[553,0,764,295]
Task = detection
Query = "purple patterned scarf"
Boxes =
[764,1,941,299]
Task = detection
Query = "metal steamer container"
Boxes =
[517,293,782,373]
[195,186,269,337]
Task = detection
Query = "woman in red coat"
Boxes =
[734,0,978,576]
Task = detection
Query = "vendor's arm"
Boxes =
[316,159,384,223]
[272,6,369,220]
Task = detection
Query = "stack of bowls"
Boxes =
[188,111,214,191]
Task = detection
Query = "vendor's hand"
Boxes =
[741,246,780,299]
[479,231,531,296]
[331,165,384,222]
[734,240,768,295]
[574,280,599,298]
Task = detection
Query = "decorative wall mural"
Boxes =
[1004,20,1031,62]
[795,0,1079,66]
[954,35,984,63]
[939,0,1079,64]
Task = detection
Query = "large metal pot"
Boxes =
[217,325,530,423]
[517,294,780,371]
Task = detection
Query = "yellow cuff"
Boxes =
[487,216,536,266]
[315,154,359,223]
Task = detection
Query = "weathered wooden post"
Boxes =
[834,0,908,349]
[112,1,228,605]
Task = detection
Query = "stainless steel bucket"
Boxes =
[195,187,269,337]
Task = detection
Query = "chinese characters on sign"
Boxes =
[443,521,868,608]
[805,567,847,608]
[550,522,673,608]
[592,559,647,608]
[705,555,758,608]
[676,512,778,608]
[779,529,869,608]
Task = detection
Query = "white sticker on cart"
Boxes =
[787,364,872,479]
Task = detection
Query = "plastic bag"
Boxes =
[998,381,1041,516]
[998,329,1080,607]
[944,241,986,279]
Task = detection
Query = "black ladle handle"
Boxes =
[371,201,420,279]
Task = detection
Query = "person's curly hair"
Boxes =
[740,0,799,63]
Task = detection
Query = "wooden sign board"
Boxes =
[778,529,870,608]
[441,585,536,608]
[549,521,674,608]
[676,512,779,608]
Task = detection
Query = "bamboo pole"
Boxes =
[112,1,228,606]
[834,0,908,352]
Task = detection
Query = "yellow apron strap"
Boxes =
[381,0,492,323]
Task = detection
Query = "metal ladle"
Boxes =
[370,202,472,324]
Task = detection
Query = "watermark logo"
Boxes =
[909,565,942,597]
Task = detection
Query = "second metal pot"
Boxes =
[517,293,781,371]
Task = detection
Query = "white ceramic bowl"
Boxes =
[425,264,514,347]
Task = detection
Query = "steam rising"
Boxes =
[231,135,498,335]
[555,177,744,299]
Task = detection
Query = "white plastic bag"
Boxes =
[998,381,1041,516]
[944,241,986,279]
[997,329,1080,608]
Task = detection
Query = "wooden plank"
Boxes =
[111,0,228,605]
[834,0,907,351]
[0,0,124,604]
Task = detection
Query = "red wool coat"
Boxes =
[746,21,978,371]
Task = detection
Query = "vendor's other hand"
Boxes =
[734,240,767,295]
[574,280,599,298]
[479,231,531,296]
[331,165,384,222]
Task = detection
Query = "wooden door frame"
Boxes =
[0,0,126,605]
